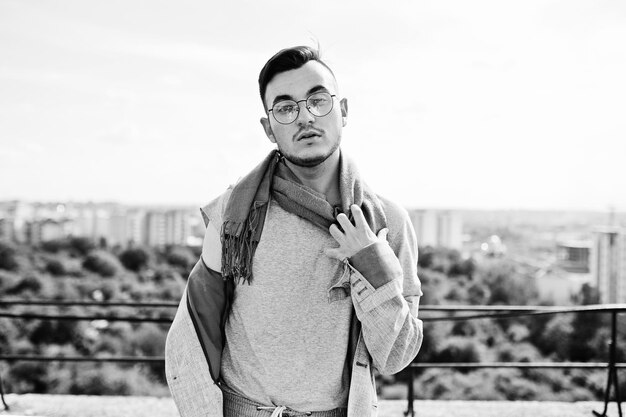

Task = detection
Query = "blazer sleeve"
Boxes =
[346,203,424,375]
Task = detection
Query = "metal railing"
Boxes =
[0,300,624,416]
[0,299,178,411]
[406,304,626,417]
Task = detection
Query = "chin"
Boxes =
[282,153,329,168]
[280,143,340,168]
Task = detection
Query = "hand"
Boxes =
[325,204,389,261]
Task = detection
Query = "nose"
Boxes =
[295,100,315,125]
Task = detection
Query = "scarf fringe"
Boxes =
[220,201,263,286]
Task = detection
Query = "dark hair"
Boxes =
[258,46,335,110]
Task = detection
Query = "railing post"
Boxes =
[404,366,415,417]
[593,311,623,417]
[0,364,9,411]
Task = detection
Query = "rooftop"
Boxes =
[0,394,622,417]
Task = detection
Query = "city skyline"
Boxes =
[1,1,625,211]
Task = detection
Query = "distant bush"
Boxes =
[166,245,196,273]
[6,273,43,295]
[158,277,184,300]
[119,247,150,272]
[466,281,490,305]
[63,363,170,396]
[40,239,67,253]
[7,361,49,393]
[496,342,540,362]
[0,318,19,353]
[68,237,96,256]
[82,250,120,277]
[153,265,181,283]
[416,369,507,400]
[40,237,95,256]
[536,315,573,359]
[434,336,482,363]
[29,320,84,346]
[417,246,435,269]
[449,257,476,278]
[45,259,66,276]
[479,259,539,305]
[494,370,542,400]
[0,240,19,271]
[131,323,166,357]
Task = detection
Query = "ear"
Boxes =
[260,117,276,144]
[339,98,348,127]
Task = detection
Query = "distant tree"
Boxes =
[417,246,435,269]
[40,239,67,253]
[7,361,48,393]
[0,241,19,271]
[64,363,170,396]
[479,260,538,305]
[82,251,120,277]
[29,320,83,346]
[450,320,477,337]
[69,237,95,256]
[166,245,196,274]
[118,247,150,272]
[494,370,542,400]
[445,286,466,302]
[569,284,604,361]
[45,259,66,276]
[536,315,573,359]
[153,265,182,283]
[434,336,482,363]
[0,317,19,353]
[158,278,184,300]
[575,283,600,305]
[449,257,476,279]
[131,323,166,357]
[496,342,541,362]
[417,269,446,305]
[467,281,490,305]
[6,273,43,295]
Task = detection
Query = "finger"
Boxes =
[329,224,345,242]
[336,213,355,233]
[377,227,389,241]
[324,247,343,260]
[350,204,368,230]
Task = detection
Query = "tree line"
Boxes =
[0,238,625,400]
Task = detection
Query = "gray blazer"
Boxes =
[165,193,423,417]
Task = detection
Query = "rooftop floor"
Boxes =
[0,394,622,417]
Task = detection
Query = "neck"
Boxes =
[283,149,341,205]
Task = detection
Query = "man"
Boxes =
[165,46,423,417]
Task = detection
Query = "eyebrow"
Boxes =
[271,85,330,106]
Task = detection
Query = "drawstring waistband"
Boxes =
[222,386,346,417]
[257,405,311,417]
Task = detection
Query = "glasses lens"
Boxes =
[306,92,333,117]
[272,101,299,124]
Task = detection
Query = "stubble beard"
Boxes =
[278,139,341,168]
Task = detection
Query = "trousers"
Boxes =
[222,387,348,417]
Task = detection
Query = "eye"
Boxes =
[274,102,297,114]
[308,93,330,108]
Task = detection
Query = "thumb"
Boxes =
[377,228,389,241]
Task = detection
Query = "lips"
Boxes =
[295,129,323,141]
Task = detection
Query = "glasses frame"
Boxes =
[268,92,337,125]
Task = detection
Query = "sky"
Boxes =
[1,0,625,211]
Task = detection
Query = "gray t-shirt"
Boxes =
[221,198,353,412]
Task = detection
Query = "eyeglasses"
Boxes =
[268,92,337,125]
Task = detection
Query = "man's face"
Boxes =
[260,61,348,168]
